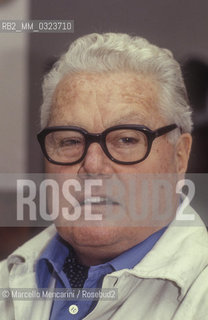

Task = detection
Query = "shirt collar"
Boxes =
[36,234,70,287]
[109,226,167,270]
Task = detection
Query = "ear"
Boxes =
[175,133,192,173]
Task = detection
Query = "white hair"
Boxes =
[40,32,193,142]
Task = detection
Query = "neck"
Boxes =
[73,246,123,266]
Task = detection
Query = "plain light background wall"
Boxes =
[0,0,29,174]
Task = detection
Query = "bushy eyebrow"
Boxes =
[49,112,154,130]
[107,113,152,128]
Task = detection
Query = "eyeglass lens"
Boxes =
[44,129,148,164]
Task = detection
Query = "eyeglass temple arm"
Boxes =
[154,124,181,138]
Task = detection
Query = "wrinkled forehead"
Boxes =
[49,72,164,130]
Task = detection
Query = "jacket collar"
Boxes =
[111,208,208,300]
[7,224,57,272]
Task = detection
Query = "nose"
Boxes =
[78,142,113,175]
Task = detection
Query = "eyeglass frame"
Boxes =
[37,123,178,166]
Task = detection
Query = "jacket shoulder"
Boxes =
[0,259,9,287]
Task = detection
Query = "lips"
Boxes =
[79,196,120,206]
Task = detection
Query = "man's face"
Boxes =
[45,72,190,264]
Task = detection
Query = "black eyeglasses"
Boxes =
[37,124,178,165]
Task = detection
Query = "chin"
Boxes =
[56,225,125,248]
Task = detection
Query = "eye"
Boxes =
[59,138,82,147]
[119,137,139,144]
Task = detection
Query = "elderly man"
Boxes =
[1,33,208,320]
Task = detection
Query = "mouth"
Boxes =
[80,196,120,206]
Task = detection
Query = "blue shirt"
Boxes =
[36,227,166,320]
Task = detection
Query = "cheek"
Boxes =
[127,140,177,174]
[151,140,177,172]
[45,161,59,174]
[45,160,81,174]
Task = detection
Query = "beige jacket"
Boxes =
[0,207,208,320]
